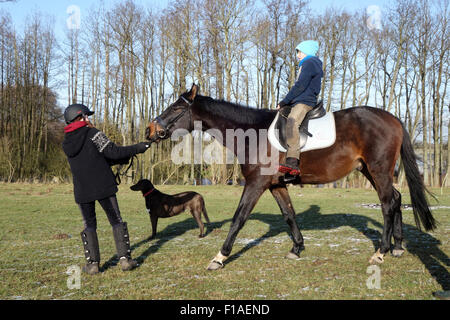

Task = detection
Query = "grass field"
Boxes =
[0,183,448,300]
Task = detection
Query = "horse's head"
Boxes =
[146,84,198,142]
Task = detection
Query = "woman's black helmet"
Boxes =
[64,104,94,124]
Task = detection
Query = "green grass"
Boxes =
[0,183,448,300]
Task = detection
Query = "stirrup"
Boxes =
[283,173,299,183]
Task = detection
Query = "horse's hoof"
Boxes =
[392,249,405,257]
[285,252,300,260]
[207,260,224,271]
[369,256,384,264]
[369,249,385,264]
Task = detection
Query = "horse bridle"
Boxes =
[154,96,193,139]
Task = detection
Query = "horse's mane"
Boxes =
[195,95,276,126]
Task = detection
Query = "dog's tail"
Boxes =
[201,198,210,224]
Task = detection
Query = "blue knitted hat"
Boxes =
[296,40,319,56]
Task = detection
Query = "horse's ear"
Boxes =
[188,83,199,100]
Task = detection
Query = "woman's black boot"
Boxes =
[112,222,138,271]
[80,229,100,275]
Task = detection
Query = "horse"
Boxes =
[146,84,436,270]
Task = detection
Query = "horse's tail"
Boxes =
[400,124,437,231]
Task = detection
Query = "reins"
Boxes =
[114,155,138,185]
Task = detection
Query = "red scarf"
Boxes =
[64,121,88,133]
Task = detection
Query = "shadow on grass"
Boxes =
[101,217,231,271]
[226,204,449,290]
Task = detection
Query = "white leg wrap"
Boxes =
[213,251,228,264]
[369,249,385,264]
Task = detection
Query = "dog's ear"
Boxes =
[141,179,154,189]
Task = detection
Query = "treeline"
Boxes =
[0,0,449,187]
[0,12,67,181]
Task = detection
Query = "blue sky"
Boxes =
[2,0,392,30]
[1,0,392,106]
[1,0,393,44]
[1,0,169,40]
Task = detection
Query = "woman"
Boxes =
[277,40,323,182]
[62,104,150,274]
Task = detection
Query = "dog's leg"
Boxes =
[192,210,205,238]
[202,199,210,224]
[149,214,158,239]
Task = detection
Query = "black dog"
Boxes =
[130,179,210,239]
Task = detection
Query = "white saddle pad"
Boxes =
[268,112,337,153]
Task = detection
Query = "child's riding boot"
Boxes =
[279,157,300,183]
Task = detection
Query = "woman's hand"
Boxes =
[136,142,151,154]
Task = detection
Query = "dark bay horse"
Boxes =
[146,84,436,270]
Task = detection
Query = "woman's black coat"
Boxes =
[62,126,143,204]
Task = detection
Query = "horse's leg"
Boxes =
[269,184,304,258]
[361,164,397,263]
[391,187,405,257]
[207,181,268,270]
[368,174,396,264]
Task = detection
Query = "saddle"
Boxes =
[268,100,336,153]
[277,100,324,148]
